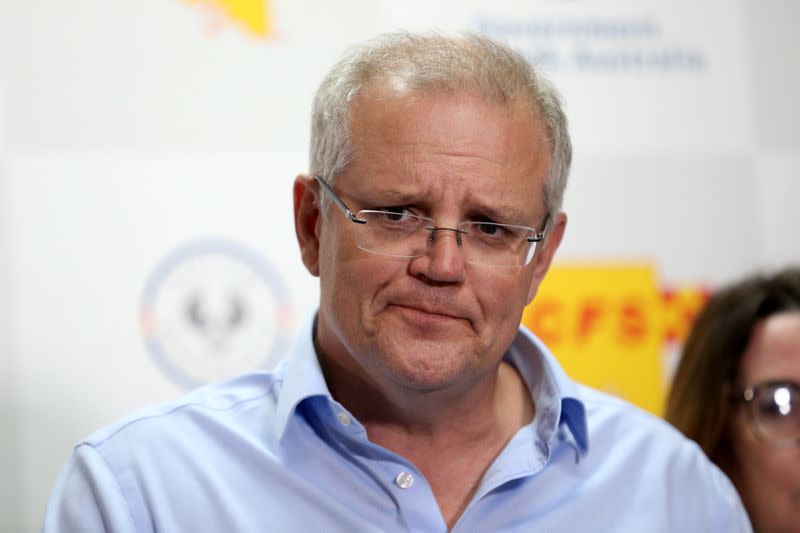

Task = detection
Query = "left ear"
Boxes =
[526,211,567,303]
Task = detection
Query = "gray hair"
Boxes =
[310,31,572,216]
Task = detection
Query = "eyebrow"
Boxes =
[468,202,530,225]
[345,188,417,209]
[351,184,541,226]
[370,189,418,204]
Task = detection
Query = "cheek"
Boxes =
[320,240,404,313]
[754,445,800,491]
[475,270,533,324]
[732,419,800,493]
[318,232,361,314]
[319,224,366,283]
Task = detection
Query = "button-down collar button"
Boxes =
[395,471,414,489]
[335,411,351,426]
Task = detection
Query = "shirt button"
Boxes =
[395,471,414,489]
[336,411,351,426]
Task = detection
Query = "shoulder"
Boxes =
[578,383,711,463]
[579,384,680,437]
[44,369,296,532]
[84,370,284,454]
[574,385,751,530]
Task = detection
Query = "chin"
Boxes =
[379,338,482,392]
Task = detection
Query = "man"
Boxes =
[44,32,751,531]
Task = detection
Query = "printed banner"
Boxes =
[523,263,709,415]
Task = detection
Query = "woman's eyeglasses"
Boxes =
[737,381,800,447]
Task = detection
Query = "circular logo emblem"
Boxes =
[140,240,294,389]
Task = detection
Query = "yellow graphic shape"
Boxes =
[522,263,666,415]
[183,0,271,37]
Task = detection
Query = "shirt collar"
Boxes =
[274,313,332,440]
[508,327,589,458]
[274,314,588,457]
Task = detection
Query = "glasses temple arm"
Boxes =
[314,175,366,224]
[527,213,550,243]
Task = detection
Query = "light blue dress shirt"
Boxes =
[43,316,751,532]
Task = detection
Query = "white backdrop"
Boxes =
[1,1,799,531]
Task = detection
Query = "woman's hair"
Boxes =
[664,266,800,468]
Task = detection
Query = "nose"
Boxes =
[409,227,466,284]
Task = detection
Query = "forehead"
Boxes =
[738,312,800,385]
[342,86,551,208]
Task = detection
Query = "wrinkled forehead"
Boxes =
[340,85,551,219]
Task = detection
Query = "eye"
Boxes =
[472,221,516,240]
[476,222,505,236]
[378,206,415,222]
[757,400,787,418]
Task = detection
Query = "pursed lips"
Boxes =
[387,302,471,324]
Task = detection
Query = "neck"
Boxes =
[315,330,535,464]
[317,340,533,435]
[314,331,535,530]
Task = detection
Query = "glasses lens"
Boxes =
[354,212,537,267]
[750,382,800,446]
[460,222,536,267]
[355,210,429,258]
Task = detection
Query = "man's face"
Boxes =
[295,87,566,396]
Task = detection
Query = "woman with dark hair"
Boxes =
[665,267,800,533]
